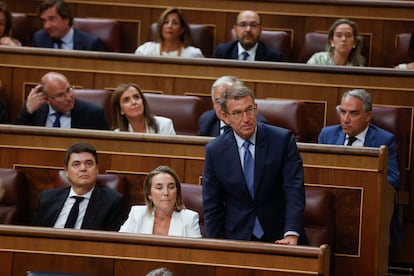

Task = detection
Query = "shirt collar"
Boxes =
[346,125,369,143]
[234,126,257,149]
[69,185,94,200]
[237,42,258,59]
[60,28,74,47]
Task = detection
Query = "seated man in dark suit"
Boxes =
[198,75,267,136]
[212,10,282,62]
[33,142,126,230]
[318,88,402,244]
[32,0,104,51]
[15,71,109,130]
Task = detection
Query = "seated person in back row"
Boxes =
[111,83,176,135]
[0,2,22,46]
[135,7,204,58]
[212,10,282,62]
[32,0,104,51]
[15,71,109,130]
[198,75,267,137]
[318,89,403,244]
[307,18,365,66]
[33,142,126,230]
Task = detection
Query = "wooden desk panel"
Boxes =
[0,225,330,276]
[0,125,393,276]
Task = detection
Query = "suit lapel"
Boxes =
[222,131,251,197]
[169,211,185,236]
[82,186,99,228]
[231,42,239,59]
[142,212,155,234]
[51,188,70,225]
[364,124,376,147]
[334,129,346,145]
[254,124,267,197]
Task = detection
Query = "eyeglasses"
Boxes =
[237,22,261,29]
[228,106,256,120]
[47,87,73,101]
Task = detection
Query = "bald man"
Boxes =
[15,72,109,130]
[212,10,282,61]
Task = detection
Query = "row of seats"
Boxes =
[0,168,335,248]
[73,89,413,174]
[1,86,411,175]
[10,13,412,64]
[41,88,321,139]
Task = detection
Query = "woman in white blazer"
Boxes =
[120,166,201,238]
[111,83,176,135]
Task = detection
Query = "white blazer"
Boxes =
[114,116,176,135]
[119,205,202,238]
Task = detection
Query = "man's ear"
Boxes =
[366,110,373,122]
[222,111,230,125]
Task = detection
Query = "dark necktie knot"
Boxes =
[220,125,231,134]
[241,51,249,60]
[347,136,357,146]
[64,196,85,228]
[53,112,62,128]
[53,39,63,49]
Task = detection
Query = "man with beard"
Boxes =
[15,71,109,130]
[212,10,282,62]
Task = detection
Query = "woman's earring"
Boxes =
[331,44,334,48]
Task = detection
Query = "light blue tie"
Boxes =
[243,140,264,239]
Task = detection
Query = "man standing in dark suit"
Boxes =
[318,89,402,244]
[202,84,307,245]
[33,143,126,230]
[15,71,109,130]
[32,0,104,51]
[212,10,282,62]
[198,76,267,136]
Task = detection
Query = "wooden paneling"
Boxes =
[0,125,394,275]
[0,225,330,276]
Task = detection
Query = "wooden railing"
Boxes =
[0,225,330,276]
[0,125,394,275]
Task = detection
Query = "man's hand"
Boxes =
[26,85,47,114]
[275,235,298,245]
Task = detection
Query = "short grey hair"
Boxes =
[219,84,255,113]
[342,89,372,112]
[210,76,244,99]
[146,267,173,276]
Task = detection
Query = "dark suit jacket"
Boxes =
[318,123,400,190]
[0,101,6,124]
[32,185,126,231]
[198,109,268,137]
[202,122,307,243]
[15,98,109,130]
[32,28,105,51]
[212,41,282,62]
